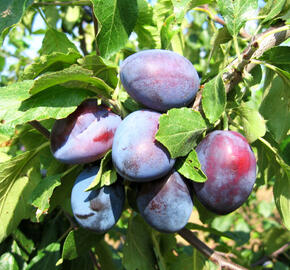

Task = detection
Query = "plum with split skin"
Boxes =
[71,166,125,233]
[50,99,122,164]
[120,49,200,112]
[136,171,193,233]
[192,130,257,215]
[112,110,175,182]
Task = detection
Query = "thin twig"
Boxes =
[89,250,101,270]
[178,228,247,270]
[32,1,91,7]
[251,242,290,267]
[29,120,50,139]
[197,5,250,39]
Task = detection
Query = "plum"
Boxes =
[120,49,200,112]
[192,130,257,215]
[112,110,175,182]
[137,171,193,233]
[71,166,125,233]
[50,99,122,164]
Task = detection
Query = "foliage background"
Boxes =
[0,0,289,269]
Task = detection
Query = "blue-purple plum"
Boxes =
[112,110,175,182]
[50,99,122,164]
[193,131,257,215]
[137,171,193,233]
[120,49,200,112]
[71,166,125,233]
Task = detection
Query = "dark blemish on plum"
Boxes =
[90,199,106,211]
[149,199,165,211]
[123,159,140,175]
[75,212,94,219]
[93,129,114,143]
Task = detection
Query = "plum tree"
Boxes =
[50,99,122,164]
[137,171,193,233]
[120,49,200,112]
[112,110,175,182]
[192,130,257,215]
[71,166,125,233]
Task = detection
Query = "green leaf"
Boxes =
[0,80,32,135]
[22,50,82,80]
[235,102,266,143]
[160,14,179,49]
[154,0,173,30]
[0,143,48,242]
[79,55,118,88]
[186,223,235,239]
[176,150,207,182]
[263,228,290,254]
[262,0,286,24]
[0,0,33,43]
[151,231,166,270]
[123,214,156,270]
[91,0,138,58]
[217,0,258,36]
[85,151,117,191]
[30,174,62,221]
[273,164,290,230]
[43,6,59,28]
[0,83,94,136]
[29,65,114,98]
[62,228,103,261]
[259,46,290,71]
[189,0,213,9]
[202,74,226,123]
[12,229,35,256]
[256,137,290,229]
[171,0,192,24]
[134,0,159,49]
[26,243,61,270]
[156,108,207,158]
[0,56,5,72]
[39,28,79,55]
[63,6,81,32]
[259,75,290,143]
[0,252,19,270]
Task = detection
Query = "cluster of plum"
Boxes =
[50,50,256,234]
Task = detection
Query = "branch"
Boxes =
[29,120,50,139]
[178,228,247,270]
[32,1,91,7]
[193,24,290,112]
[222,24,290,93]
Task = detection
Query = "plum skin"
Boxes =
[192,130,256,215]
[120,49,200,112]
[50,99,122,164]
[137,171,193,233]
[71,166,125,233]
[112,110,175,182]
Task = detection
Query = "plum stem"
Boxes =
[29,120,50,139]
[178,228,247,270]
